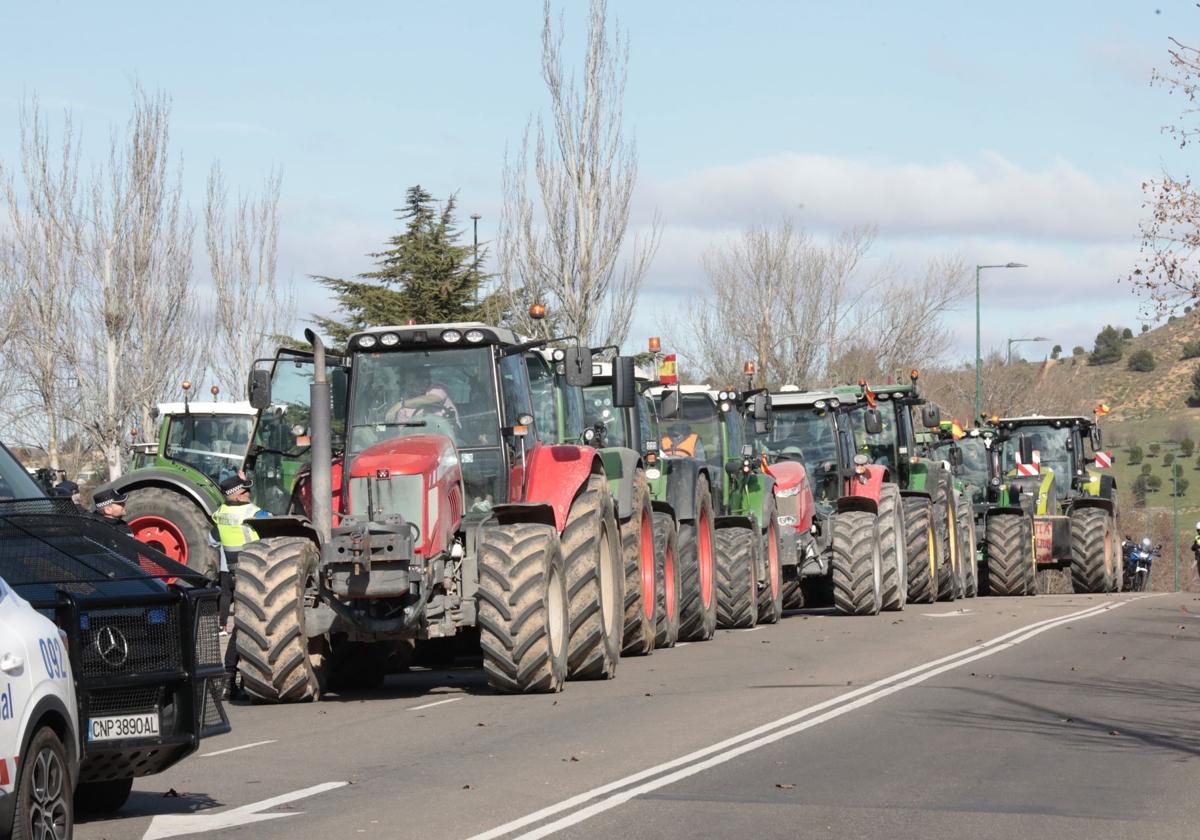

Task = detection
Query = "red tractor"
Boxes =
[234,324,624,700]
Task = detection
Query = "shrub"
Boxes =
[1181,340,1200,360]
[1192,366,1200,405]
[1051,344,1062,359]
[1146,474,1164,491]
[1133,475,1148,508]
[1127,349,1156,371]
[1175,477,1190,496]
[1127,444,1144,464]
[1141,323,1150,333]
[1089,325,1124,365]
[1182,438,1196,457]
[1164,452,1175,466]
[1072,345,1086,356]
[1122,327,1134,339]
[1141,462,1153,476]
[1149,442,1162,456]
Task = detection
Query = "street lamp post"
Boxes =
[1173,455,1181,592]
[1006,336,1050,365]
[470,213,482,307]
[975,262,1028,418]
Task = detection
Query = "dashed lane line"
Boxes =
[408,696,464,711]
[201,740,277,758]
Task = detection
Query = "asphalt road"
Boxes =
[76,592,1200,840]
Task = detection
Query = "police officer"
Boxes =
[1192,521,1200,578]
[92,488,134,536]
[213,475,267,698]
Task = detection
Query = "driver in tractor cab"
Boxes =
[662,419,706,462]
[386,368,459,426]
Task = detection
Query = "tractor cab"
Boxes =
[765,390,854,510]
[146,399,258,483]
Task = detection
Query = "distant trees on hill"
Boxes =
[1089,325,1125,365]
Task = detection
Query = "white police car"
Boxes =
[0,574,78,840]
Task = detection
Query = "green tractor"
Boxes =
[650,383,783,629]
[994,415,1118,594]
[840,373,971,603]
[94,389,258,575]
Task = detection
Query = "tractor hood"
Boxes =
[348,435,458,481]
[764,459,806,492]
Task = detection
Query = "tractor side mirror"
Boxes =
[752,392,772,435]
[921,404,941,429]
[612,356,637,408]
[725,458,742,477]
[864,409,883,436]
[659,389,681,420]
[1019,436,1034,466]
[1089,425,1102,452]
[562,345,594,388]
[248,368,272,411]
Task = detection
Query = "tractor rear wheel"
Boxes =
[960,507,979,598]
[781,579,803,610]
[477,522,569,693]
[716,526,758,629]
[984,514,1028,596]
[620,470,657,656]
[1070,507,1116,594]
[652,512,681,649]
[831,511,882,616]
[124,486,218,576]
[235,537,328,703]
[757,502,784,625]
[877,485,907,612]
[933,479,959,602]
[562,475,623,680]
[903,499,939,604]
[678,479,718,642]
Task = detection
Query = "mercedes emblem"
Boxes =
[93,625,130,667]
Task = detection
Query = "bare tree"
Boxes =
[499,0,660,345]
[0,99,82,471]
[205,162,289,396]
[66,86,197,480]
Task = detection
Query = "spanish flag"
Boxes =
[660,354,678,385]
[950,420,965,440]
[1095,402,1111,416]
[864,384,877,409]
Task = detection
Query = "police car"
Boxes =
[0,574,78,840]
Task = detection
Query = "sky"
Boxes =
[0,0,1189,369]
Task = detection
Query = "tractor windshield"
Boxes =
[659,394,721,469]
[931,437,989,499]
[848,400,899,468]
[582,384,627,448]
[164,413,254,484]
[1002,424,1073,497]
[765,406,837,468]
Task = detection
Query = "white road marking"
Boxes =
[468,595,1159,840]
[408,696,463,711]
[922,610,972,618]
[142,781,347,840]
[674,642,691,647]
[740,626,765,632]
[200,740,276,758]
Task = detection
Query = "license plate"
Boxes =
[88,712,160,742]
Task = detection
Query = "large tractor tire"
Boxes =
[877,484,907,612]
[757,502,784,625]
[831,511,882,616]
[903,498,939,604]
[781,579,803,610]
[960,507,979,598]
[932,478,959,602]
[716,526,758,629]
[984,514,1029,596]
[652,511,681,649]
[477,522,569,693]
[678,479,718,642]
[235,537,329,703]
[563,475,623,680]
[124,486,218,576]
[619,470,658,656]
[1070,507,1116,594]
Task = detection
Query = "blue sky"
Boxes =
[0,0,1187,364]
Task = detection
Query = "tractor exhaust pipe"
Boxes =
[304,328,333,544]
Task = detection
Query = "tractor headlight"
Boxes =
[442,329,462,343]
[465,329,485,343]
[380,333,400,347]
[358,334,377,349]
[814,400,826,409]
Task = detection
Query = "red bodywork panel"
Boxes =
[844,464,886,504]
[765,461,815,533]
[523,443,599,532]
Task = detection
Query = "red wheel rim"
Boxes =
[664,539,677,620]
[768,522,780,598]
[129,515,189,564]
[698,507,714,609]
[640,510,655,619]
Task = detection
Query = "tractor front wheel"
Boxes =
[1070,507,1116,594]
[652,511,681,649]
[831,511,882,616]
[903,499,939,604]
[124,486,218,576]
[716,526,758,629]
[563,475,623,680]
[984,514,1028,596]
[877,485,907,612]
[757,503,784,625]
[620,470,657,656]
[678,479,718,642]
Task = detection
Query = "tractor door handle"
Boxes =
[0,653,23,674]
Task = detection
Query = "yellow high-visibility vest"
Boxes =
[213,503,262,549]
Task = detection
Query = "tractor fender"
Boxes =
[490,502,558,529]
[716,514,757,532]
[1069,496,1116,517]
[984,505,1026,519]
[99,469,220,515]
[662,458,711,523]
[249,515,321,544]
[836,496,878,516]
[650,499,677,519]
[523,444,605,531]
[598,447,643,520]
[845,464,886,505]
[900,489,932,504]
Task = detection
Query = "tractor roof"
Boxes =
[770,389,843,408]
[647,384,715,397]
[347,322,522,351]
[587,359,653,381]
[156,401,257,417]
[997,415,1094,428]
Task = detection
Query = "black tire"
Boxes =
[1070,507,1116,594]
[781,579,803,610]
[477,522,569,693]
[757,501,784,625]
[933,478,959,602]
[73,777,131,815]
[563,475,623,680]
[678,479,718,642]
[831,511,882,616]
[652,511,681,649]
[904,498,939,604]
[716,526,758,629]
[14,727,73,839]
[124,485,219,577]
[235,537,328,703]
[620,470,657,656]
[960,508,979,598]
[877,484,907,612]
[984,514,1028,596]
